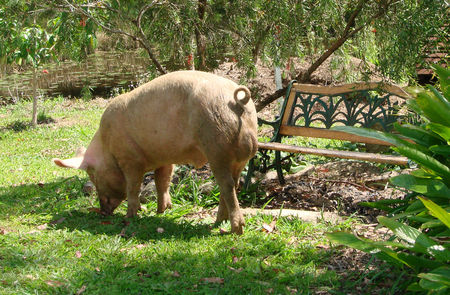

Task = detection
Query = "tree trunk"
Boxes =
[252,25,271,63]
[194,0,207,70]
[31,67,38,126]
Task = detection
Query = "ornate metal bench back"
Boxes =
[278,82,410,144]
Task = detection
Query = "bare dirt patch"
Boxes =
[253,161,408,223]
[51,98,109,128]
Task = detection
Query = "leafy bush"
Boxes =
[327,66,450,294]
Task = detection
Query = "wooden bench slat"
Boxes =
[291,82,410,99]
[258,142,408,165]
[279,126,393,146]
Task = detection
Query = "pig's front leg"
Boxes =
[155,165,174,213]
[125,171,144,218]
[216,196,229,223]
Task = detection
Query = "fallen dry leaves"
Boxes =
[49,217,65,225]
[118,227,127,237]
[227,266,243,273]
[46,280,64,287]
[261,218,277,233]
[25,275,36,280]
[88,207,102,214]
[120,244,147,252]
[200,277,224,284]
[75,251,82,258]
[286,286,298,294]
[37,224,48,230]
[232,256,242,264]
[76,285,87,295]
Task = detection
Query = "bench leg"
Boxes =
[243,157,255,190]
[275,150,285,185]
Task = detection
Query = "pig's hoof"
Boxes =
[230,215,245,235]
[215,208,229,223]
[125,210,138,218]
[157,201,172,213]
[212,219,225,228]
[230,225,244,235]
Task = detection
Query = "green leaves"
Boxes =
[390,174,450,199]
[418,267,450,292]
[419,197,450,229]
[328,67,450,294]
[427,123,450,143]
[394,123,442,147]
[378,216,449,261]
[416,89,450,126]
[433,66,450,97]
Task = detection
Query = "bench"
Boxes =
[245,81,410,186]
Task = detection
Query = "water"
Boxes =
[0,50,152,100]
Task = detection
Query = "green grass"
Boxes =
[0,98,402,294]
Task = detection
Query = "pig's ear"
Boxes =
[53,157,87,170]
[53,147,88,170]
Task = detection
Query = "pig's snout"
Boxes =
[99,198,121,216]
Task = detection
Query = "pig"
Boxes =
[53,70,258,234]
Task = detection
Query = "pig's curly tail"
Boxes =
[234,86,251,107]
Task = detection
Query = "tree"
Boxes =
[1,1,55,126]
[250,0,448,111]
[2,1,447,113]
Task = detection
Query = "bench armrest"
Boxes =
[258,117,280,127]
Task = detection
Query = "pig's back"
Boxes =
[102,71,257,167]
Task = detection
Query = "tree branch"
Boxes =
[136,2,167,74]
[256,0,392,112]
[60,0,167,75]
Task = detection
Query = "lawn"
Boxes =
[0,98,401,294]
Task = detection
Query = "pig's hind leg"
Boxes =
[155,165,174,213]
[210,161,245,234]
[215,162,246,224]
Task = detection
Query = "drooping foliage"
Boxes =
[0,1,448,108]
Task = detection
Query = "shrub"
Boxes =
[327,66,450,294]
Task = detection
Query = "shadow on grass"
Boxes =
[0,115,55,133]
[1,119,31,132]
[0,176,212,241]
[0,176,87,215]
[52,210,213,242]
